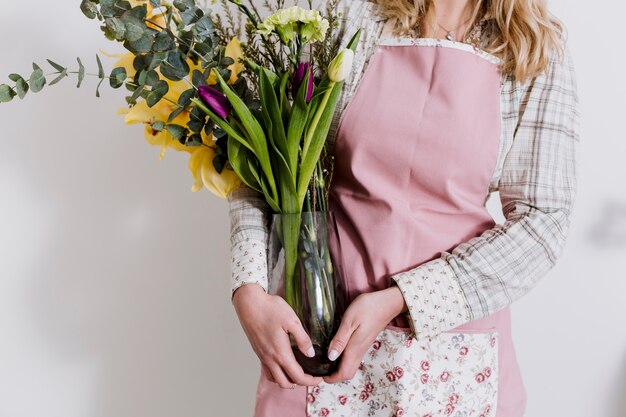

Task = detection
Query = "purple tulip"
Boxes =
[198,85,231,119]
[292,61,313,103]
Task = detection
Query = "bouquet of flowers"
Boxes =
[0,0,361,375]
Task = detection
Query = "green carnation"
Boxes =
[256,5,329,45]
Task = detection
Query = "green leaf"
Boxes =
[29,66,46,93]
[181,7,203,25]
[167,106,185,122]
[149,0,161,6]
[153,31,175,52]
[152,121,164,131]
[159,51,189,81]
[227,135,262,193]
[137,69,159,86]
[101,0,132,18]
[133,54,151,72]
[259,67,290,173]
[9,74,29,99]
[173,0,193,11]
[105,17,126,40]
[15,76,29,99]
[77,57,85,88]
[191,97,254,155]
[80,0,99,19]
[123,16,145,42]
[177,88,195,108]
[165,124,187,140]
[192,16,214,40]
[110,67,127,88]
[0,84,16,103]
[96,54,104,79]
[96,78,105,97]
[146,80,168,107]
[191,69,207,88]
[187,133,203,146]
[49,70,68,86]
[124,29,155,53]
[287,65,312,170]
[296,30,362,201]
[220,56,234,66]
[46,59,66,72]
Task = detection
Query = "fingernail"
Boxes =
[306,346,315,358]
[328,349,339,361]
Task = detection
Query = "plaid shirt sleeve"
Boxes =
[391,43,581,339]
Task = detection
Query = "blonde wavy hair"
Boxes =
[373,0,567,82]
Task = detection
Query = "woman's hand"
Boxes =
[232,283,324,388]
[322,285,408,384]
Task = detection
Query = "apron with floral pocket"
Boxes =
[254,36,527,417]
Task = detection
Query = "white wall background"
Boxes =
[0,1,623,416]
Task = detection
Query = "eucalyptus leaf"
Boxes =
[187,133,203,146]
[49,70,68,86]
[15,76,29,99]
[178,88,195,108]
[181,7,203,25]
[149,0,161,6]
[96,78,105,97]
[191,69,207,88]
[46,59,66,72]
[105,17,126,40]
[96,54,104,79]
[101,0,131,18]
[77,57,85,88]
[125,30,155,53]
[153,31,175,52]
[159,51,189,81]
[0,84,16,103]
[152,121,164,131]
[29,67,46,93]
[165,123,187,140]
[80,0,99,19]
[192,16,213,40]
[123,16,145,42]
[167,106,185,122]
[133,54,151,72]
[110,67,127,88]
[146,79,168,107]
[173,0,193,12]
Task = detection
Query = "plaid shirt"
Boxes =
[227,0,581,340]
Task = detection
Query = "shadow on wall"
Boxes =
[612,350,626,417]
[586,200,626,248]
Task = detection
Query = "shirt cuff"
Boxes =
[230,236,269,300]
[390,258,472,339]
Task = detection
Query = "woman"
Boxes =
[228,0,580,415]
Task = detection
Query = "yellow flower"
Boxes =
[188,135,242,197]
[110,35,245,196]
[207,37,244,84]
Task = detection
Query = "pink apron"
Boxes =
[254,38,527,417]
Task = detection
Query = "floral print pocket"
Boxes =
[307,326,499,417]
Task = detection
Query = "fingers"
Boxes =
[283,316,316,359]
[326,315,358,362]
[268,363,295,389]
[261,363,275,383]
[278,351,324,387]
[323,346,363,384]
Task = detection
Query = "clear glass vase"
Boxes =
[267,210,347,376]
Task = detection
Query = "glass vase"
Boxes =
[267,210,347,377]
